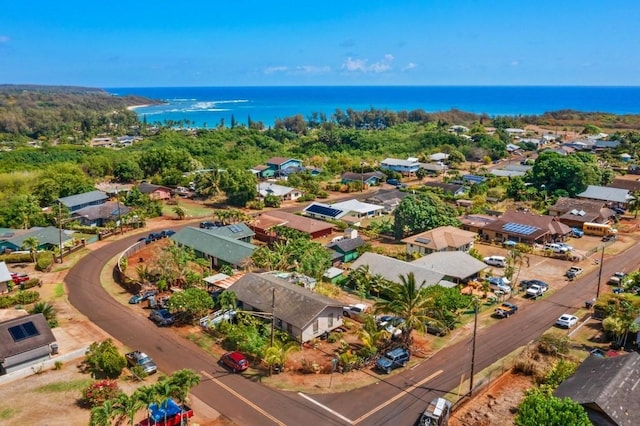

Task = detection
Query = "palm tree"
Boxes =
[374,273,437,346]
[629,189,640,218]
[358,315,389,357]
[132,385,160,423]
[29,301,56,322]
[165,369,200,425]
[262,342,299,376]
[509,249,530,288]
[21,236,39,263]
[113,392,145,426]
[89,400,117,426]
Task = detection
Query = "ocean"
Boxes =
[107,86,640,128]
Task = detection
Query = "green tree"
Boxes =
[262,341,299,375]
[529,151,602,197]
[167,287,214,323]
[515,388,590,426]
[393,192,461,239]
[173,206,186,220]
[113,392,145,426]
[21,236,39,262]
[114,159,143,183]
[84,339,127,379]
[219,168,258,207]
[89,399,117,426]
[374,273,437,346]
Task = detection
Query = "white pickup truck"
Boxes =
[199,309,237,328]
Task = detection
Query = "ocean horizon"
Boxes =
[107,86,640,128]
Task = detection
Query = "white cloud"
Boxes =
[295,65,331,74]
[342,54,395,73]
[0,35,10,43]
[401,62,417,72]
[510,60,520,67]
[263,66,288,74]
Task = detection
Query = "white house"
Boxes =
[257,182,302,201]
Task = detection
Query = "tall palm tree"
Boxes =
[21,236,39,263]
[132,385,160,423]
[374,272,437,346]
[113,392,145,426]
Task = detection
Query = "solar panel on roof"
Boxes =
[306,204,343,218]
[415,237,432,245]
[502,222,540,235]
[228,224,242,233]
[8,321,40,342]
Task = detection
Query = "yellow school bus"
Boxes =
[582,222,617,236]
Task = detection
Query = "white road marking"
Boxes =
[297,392,354,424]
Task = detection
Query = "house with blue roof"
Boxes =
[0,226,73,252]
[57,190,108,212]
[340,171,385,187]
[462,175,487,185]
[265,157,303,177]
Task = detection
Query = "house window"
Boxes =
[276,318,282,328]
[287,324,293,334]
[328,313,334,328]
[313,320,319,333]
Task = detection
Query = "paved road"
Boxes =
[66,228,640,426]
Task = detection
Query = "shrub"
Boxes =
[0,295,13,308]
[81,379,121,407]
[0,253,32,263]
[543,359,577,389]
[83,339,127,379]
[53,361,63,370]
[20,278,41,290]
[130,365,149,381]
[12,290,39,305]
[326,331,341,343]
[538,334,569,355]
[36,251,55,272]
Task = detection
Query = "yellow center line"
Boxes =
[200,370,287,426]
[352,369,444,425]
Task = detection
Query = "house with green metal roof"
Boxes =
[202,222,255,243]
[170,227,257,269]
[0,227,73,252]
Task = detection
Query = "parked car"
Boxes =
[375,347,410,374]
[544,243,569,254]
[612,207,626,215]
[125,350,158,375]
[608,272,626,285]
[10,272,30,284]
[494,302,518,318]
[526,284,546,299]
[343,303,368,320]
[148,232,162,241]
[487,277,511,293]
[129,290,158,304]
[418,397,452,426]
[199,221,222,229]
[377,316,405,338]
[519,280,550,292]
[566,266,584,279]
[483,256,506,267]
[220,351,249,373]
[571,228,584,238]
[160,229,176,238]
[556,314,579,328]
[149,309,175,326]
[425,320,449,337]
[558,242,573,251]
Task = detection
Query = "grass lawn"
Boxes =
[161,199,215,219]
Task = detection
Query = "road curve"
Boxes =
[67,229,640,426]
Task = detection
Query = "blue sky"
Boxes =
[1,1,639,87]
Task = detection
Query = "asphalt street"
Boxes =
[66,228,640,425]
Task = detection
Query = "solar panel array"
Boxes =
[415,237,432,245]
[502,222,540,235]
[8,321,40,342]
[228,224,243,233]
[306,204,343,218]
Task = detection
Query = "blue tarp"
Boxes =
[148,399,181,422]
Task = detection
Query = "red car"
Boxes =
[11,272,29,284]
[220,351,249,373]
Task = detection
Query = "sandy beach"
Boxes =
[127,104,151,110]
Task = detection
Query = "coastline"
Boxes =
[127,104,151,110]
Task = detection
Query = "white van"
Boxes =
[483,255,506,267]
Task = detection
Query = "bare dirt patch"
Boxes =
[450,370,533,426]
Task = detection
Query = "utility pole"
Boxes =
[469,298,479,396]
[116,186,123,234]
[270,287,276,347]
[57,202,63,263]
[360,162,365,192]
[596,246,605,300]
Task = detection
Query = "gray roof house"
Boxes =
[577,185,632,205]
[58,190,108,212]
[71,201,132,227]
[0,313,57,375]
[170,226,256,269]
[554,352,640,426]
[0,226,73,253]
[410,251,487,283]
[228,272,344,343]
[257,182,303,201]
[350,252,449,288]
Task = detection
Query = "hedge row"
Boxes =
[0,290,40,308]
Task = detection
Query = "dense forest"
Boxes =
[0,84,159,139]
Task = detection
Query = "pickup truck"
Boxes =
[138,399,193,426]
[125,351,157,375]
[199,309,236,328]
[566,266,584,279]
[343,303,368,320]
[526,284,545,299]
[608,272,626,286]
[494,302,518,318]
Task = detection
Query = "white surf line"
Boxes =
[297,392,354,424]
[200,370,286,426]
[351,369,444,425]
